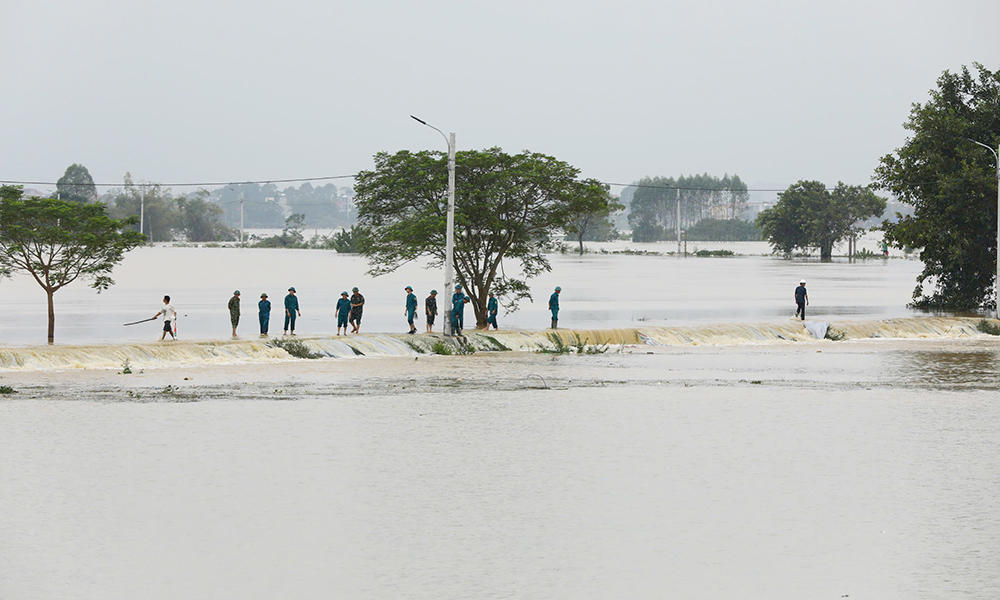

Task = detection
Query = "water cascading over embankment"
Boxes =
[0,317,991,371]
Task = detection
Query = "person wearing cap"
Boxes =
[451,284,470,336]
[349,287,365,334]
[284,287,300,336]
[336,292,351,335]
[425,290,438,333]
[487,291,499,330]
[549,286,561,329]
[404,286,418,334]
[258,293,272,337]
[794,280,809,320]
[228,290,241,338]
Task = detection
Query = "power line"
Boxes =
[0,174,357,188]
[2,174,885,193]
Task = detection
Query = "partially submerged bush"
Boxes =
[976,319,1000,336]
[825,327,846,341]
[268,338,321,359]
[430,341,453,355]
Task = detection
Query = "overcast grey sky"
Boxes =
[1,0,997,193]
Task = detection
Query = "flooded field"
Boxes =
[2,243,997,600]
[0,237,928,347]
[2,339,999,599]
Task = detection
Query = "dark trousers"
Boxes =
[284,311,296,331]
[795,301,806,320]
[259,313,269,334]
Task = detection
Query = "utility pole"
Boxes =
[676,188,682,255]
[411,115,457,336]
[140,187,145,243]
[240,192,245,246]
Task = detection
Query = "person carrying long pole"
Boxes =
[153,295,177,341]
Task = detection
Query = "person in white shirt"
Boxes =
[154,295,177,341]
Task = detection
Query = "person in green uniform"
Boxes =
[284,287,300,336]
[425,290,438,333]
[451,284,470,336]
[336,291,351,335]
[228,290,241,337]
[258,293,271,337]
[548,286,561,329]
[486,291,499,330]
[349,287,365,334]
[405,286,418,334]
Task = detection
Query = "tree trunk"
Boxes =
[578,234,584,255]
[820,243,833,261]
[47,288,55,345]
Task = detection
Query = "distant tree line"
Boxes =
[103,173,235,242]
[211,181,355,229]
[626,173,750,242]
[40,165,359,243]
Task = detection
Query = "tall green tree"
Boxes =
[107,174,180,242]
[627,176,676,242]
[756,181,886,259]
[874,63,1000,310]
[55,163,98,204]
[177,190,235,242]
[355,147,580,326]
[565,179,623,254]
[0,186,145,343]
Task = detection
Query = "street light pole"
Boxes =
[967,138,1000,316]
[411,115,457,336]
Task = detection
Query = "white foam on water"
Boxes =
[1,317,990,372]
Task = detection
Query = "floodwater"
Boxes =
[2,240,998,599]
[0,236,927,347]
[2,341,999,599]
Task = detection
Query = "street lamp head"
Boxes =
[410,115,427,126]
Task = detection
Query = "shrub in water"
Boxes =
[825,327,846,341]
[976,319,1000,336]
[431,341,453,355]
[268,338,321,359]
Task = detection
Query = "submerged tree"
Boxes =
[564,179,623,255]
[756,181,885,259]
[355,147,581,326]
[875,63,1000,310]
[0,186,145,343]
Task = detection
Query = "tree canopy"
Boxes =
[107,174,234,242]
[874,63,1000,310]
[563,179,623,254]
[355,147,582,326]
[756,181,885,259]
[0,185,145,343]
[56,163,97,204]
